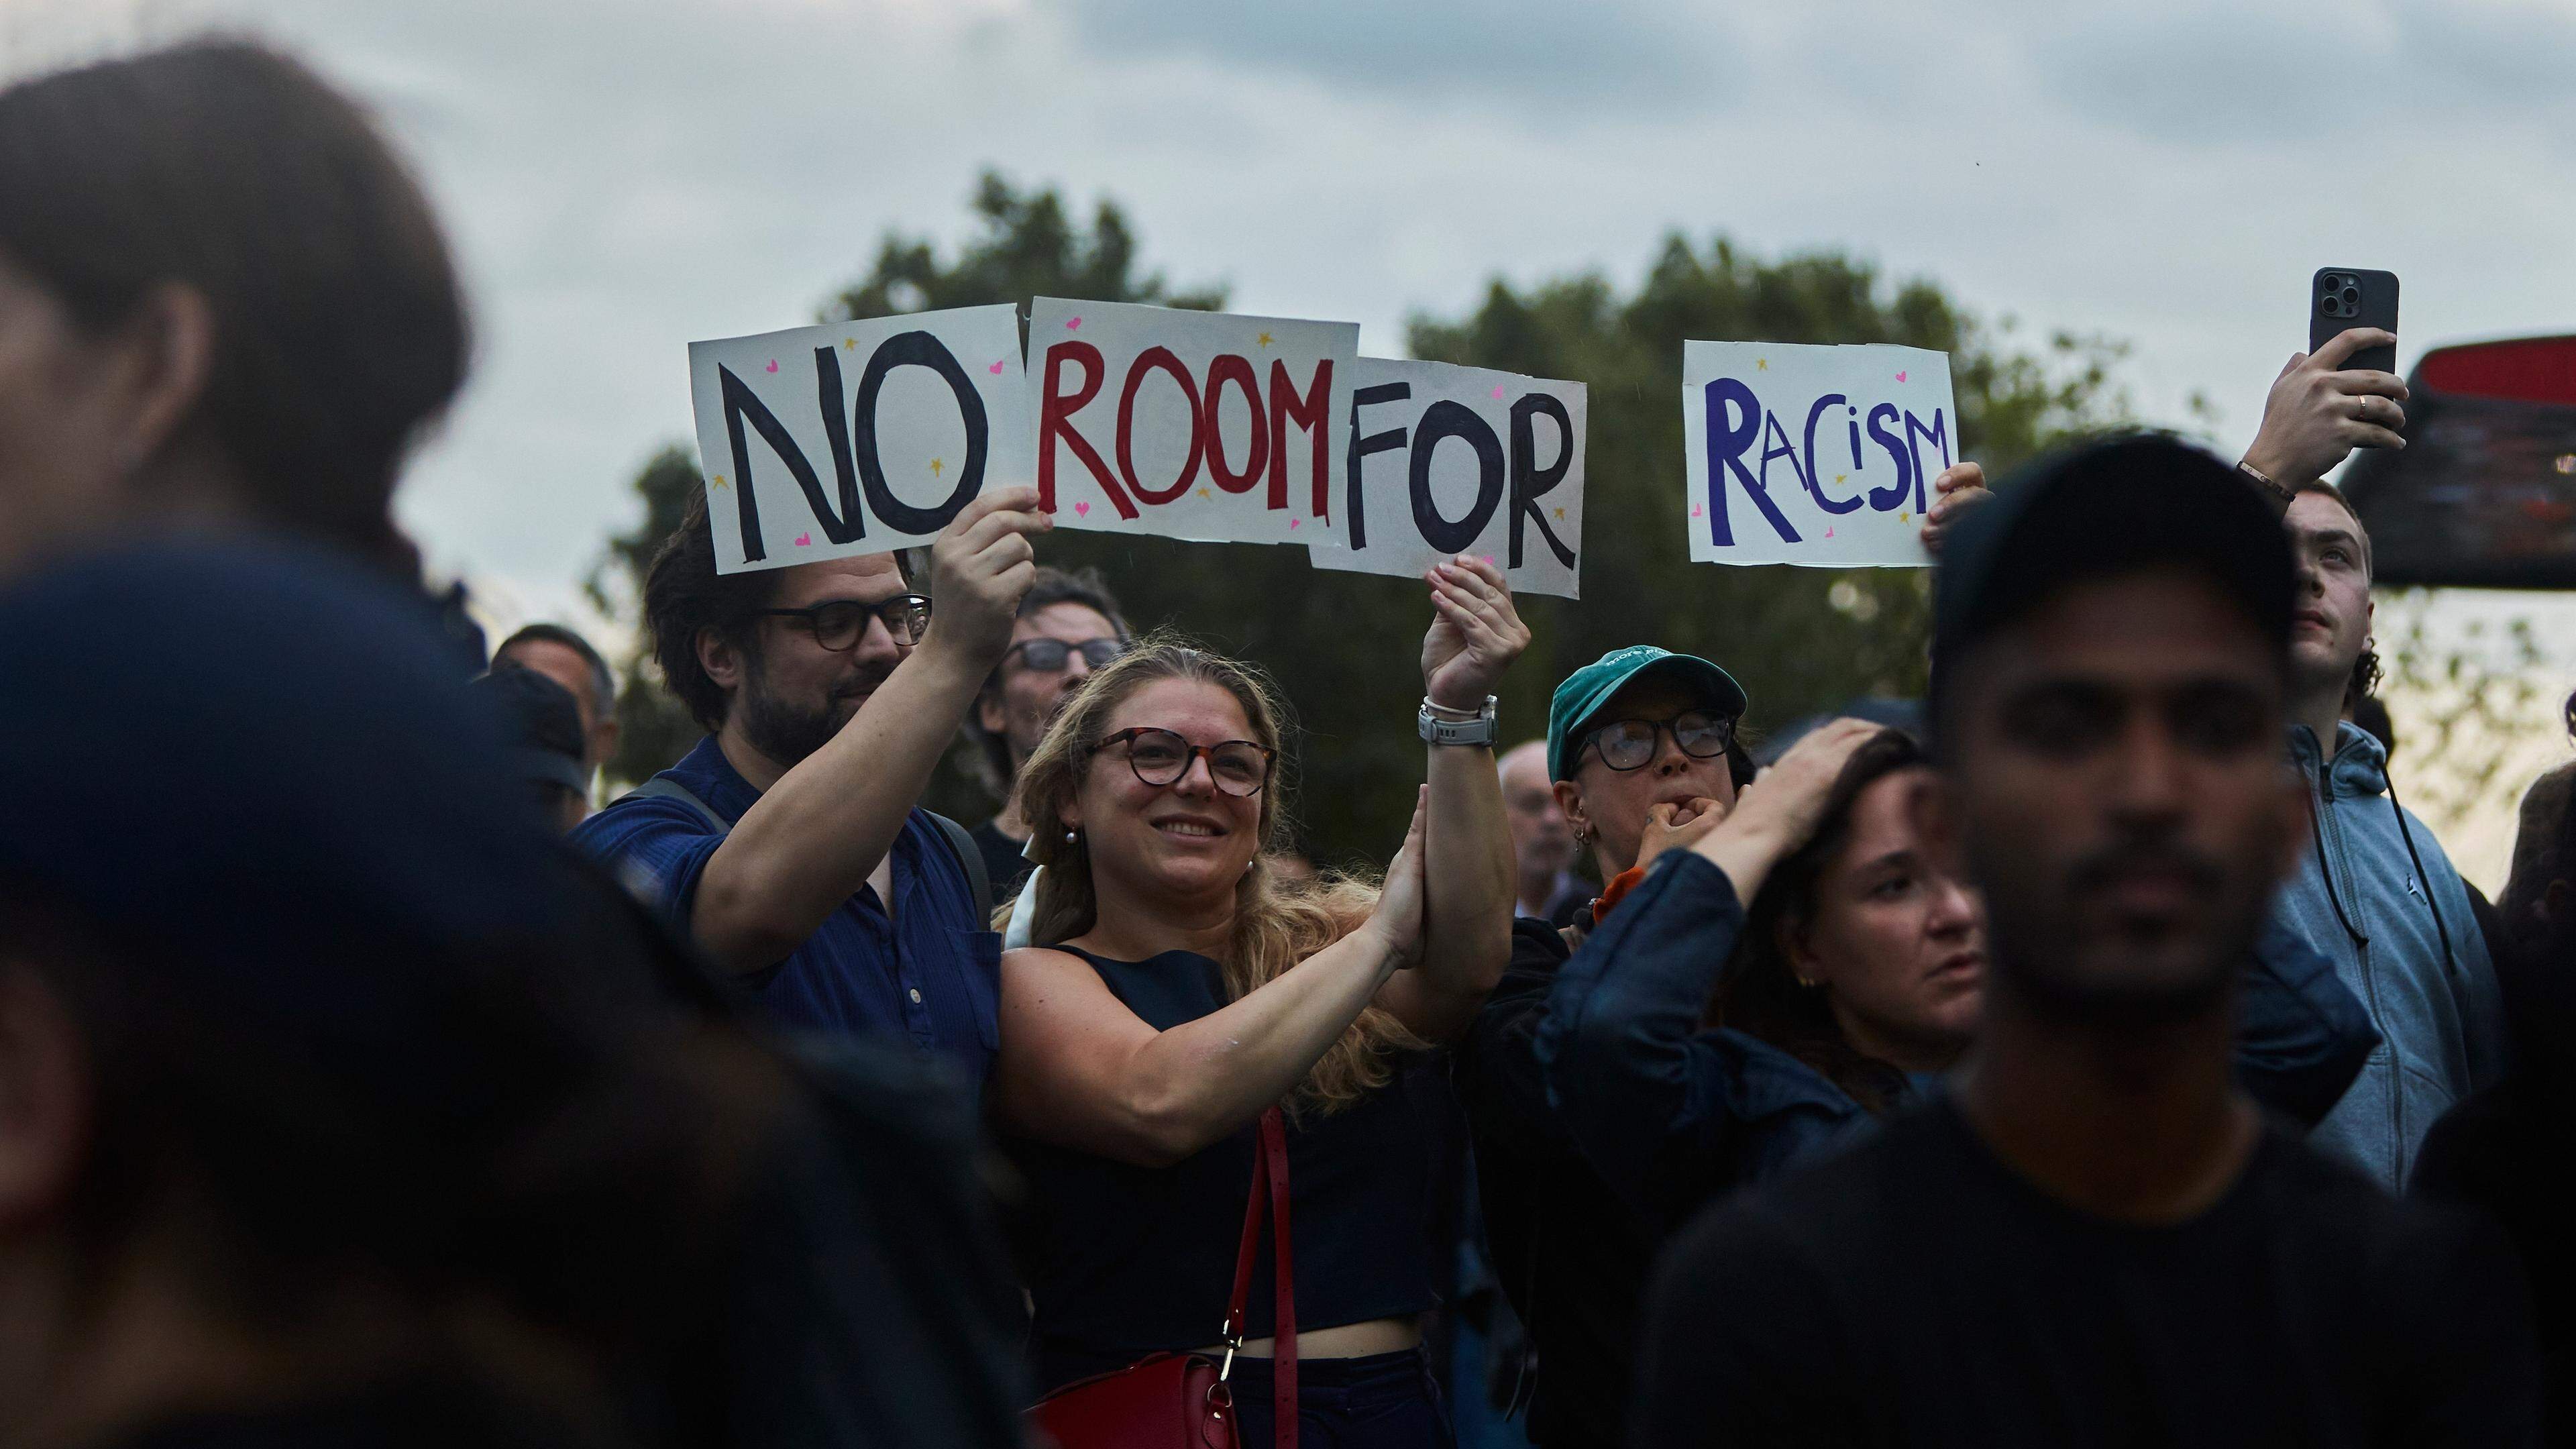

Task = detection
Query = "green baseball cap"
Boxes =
[1547,646,1750,782]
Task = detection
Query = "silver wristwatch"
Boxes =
[1418,695,1500,748]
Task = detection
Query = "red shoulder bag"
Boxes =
[1028,1106,1297,1449]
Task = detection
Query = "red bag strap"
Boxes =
[1219,1106,1295,1449]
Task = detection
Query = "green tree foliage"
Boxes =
[593,174,2136,863]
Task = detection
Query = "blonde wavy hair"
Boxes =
[1011,635,1426,1116]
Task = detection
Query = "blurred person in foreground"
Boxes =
[0,41,464,592]
[576,488,1046,1089]
[0,543,793,1448]
[996,555,1525,1448]
[961,565,1132,898]
[496,623,622,799]
[1637,435,2538,1446]
[2237,333,2507,1190]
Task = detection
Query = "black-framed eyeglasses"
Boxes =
[1095,727,1275,797]
[1004,637,1127,674]
[1582,710,1737,772]
[759,594,931,651]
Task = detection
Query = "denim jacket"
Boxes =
[1537,850,2379,1226]
[2279,722,2509,1189]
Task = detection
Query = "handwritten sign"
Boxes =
[1029,298,1357,546]
[1680,342,1955,568]
[688,305,1030,574]
[1308,358,1585,598]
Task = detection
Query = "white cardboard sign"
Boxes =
[1680,342,1957,568]
[688,305,1032,574]
[1308,358,1585,598]
[1028,298,1358,547]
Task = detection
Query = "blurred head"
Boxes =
[2286,483,2374,720]
[0,543,773,1436]
[1929,435,2306,1026]
[1548,649,1753,879]
[1014,637,1419,1114]
[0,40,466,580]
[647,494,923,770]
[1715,730,1986,1108]
[970,566,1130,798]
[1497,740,1576,892]
[495,624,619,773]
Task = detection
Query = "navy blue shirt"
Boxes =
[574,736,1000,1088]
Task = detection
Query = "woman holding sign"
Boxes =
[995,556,1525,1449]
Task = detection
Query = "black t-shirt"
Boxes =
[1638,1095,2542,1448]
[1450,916,1658,1448]
[971,817,1034,904]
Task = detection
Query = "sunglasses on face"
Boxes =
[1582,710,1737,772]
[1095,727,1275,797]
[1006,637,1127,674]
[759,594,932,651]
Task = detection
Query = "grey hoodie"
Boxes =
[2277,722,2509,1189]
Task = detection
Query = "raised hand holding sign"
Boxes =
[1680,342,1957,568]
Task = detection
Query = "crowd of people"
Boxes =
[1,32,2572,1449]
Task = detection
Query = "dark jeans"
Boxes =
[1229,1348,1453,1449]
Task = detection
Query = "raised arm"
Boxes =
[1383,554,1528,1040]
[994,792,1430,1167]
[2237,327,2408,511]
[1536,720,1880,1218]
[692,488,1048,972]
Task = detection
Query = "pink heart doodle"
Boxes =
[987,360,1005,375]
[1289,518,1301,530]
[1894,370,1907,382]
[1690,504,1704,518]
[1065,317,1083,330]
[765,360,778,374]
[792,531,811,547]
[1480,555,1495,568]
[1490,385,1505,399]
[1825,526,1836,538]
[1073,501,1091,518]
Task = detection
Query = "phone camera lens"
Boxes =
[2342,286,2360,305]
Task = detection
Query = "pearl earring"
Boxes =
[1064,828,1079,845]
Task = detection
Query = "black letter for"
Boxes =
[1344,381,1411,550]
[849,331,985,535]
[1507,392,1577,569]
[1409,400,1505,555]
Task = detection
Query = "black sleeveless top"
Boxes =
[1014,946,1450,1392]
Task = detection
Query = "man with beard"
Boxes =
[1635,436,2539,1446]
[576,487,1048,1087]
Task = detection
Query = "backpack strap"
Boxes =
[925,811,993,928]
[629,777,993,929]
[630,774,733,833]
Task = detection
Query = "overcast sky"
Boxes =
[13,0,2573,633]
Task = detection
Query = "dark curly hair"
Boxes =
[645,492,784,732]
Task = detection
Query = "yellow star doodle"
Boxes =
[930,458,945,478]
[711,474,728,489]
[1197,487,1213,500]
[843,339,855,349]
[1836,474,1848,485]
[1553,506,1566,520]
[1757,358,1768,370]
[1256,332,1274,348]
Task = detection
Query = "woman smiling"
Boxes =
[996,556,1527,1449]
